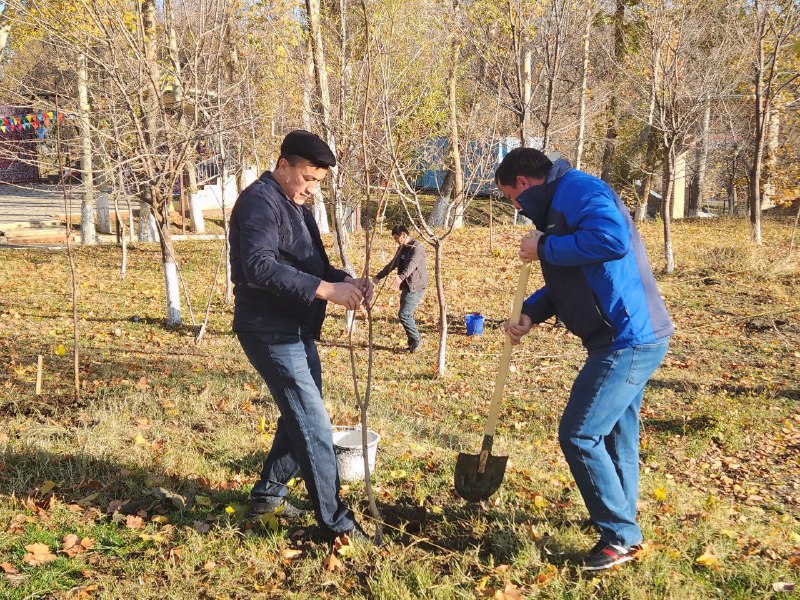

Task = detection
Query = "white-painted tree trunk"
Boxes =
[312,190,330,234]
[96,192,112,234]
[189,192,206,233]
[138,202,159,242]
[163,260,181,326]
[78,52,96,245]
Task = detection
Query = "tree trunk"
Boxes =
[185,164,205,233]
[662,146,675,274]
[448,28,464,230]
[574,13,591,170]
[749,16,766,245]
[689,96,711,217]
[307,0,353,273]
[521,38,532,146]
[762,107,780,209]
[157,215,182,327]
[428,169,455,228]
[78,52,96,244]
[433,241,448,376]
[601,0,625,182]
[138,192,159,242]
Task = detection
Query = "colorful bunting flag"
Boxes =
[0,110,67,136]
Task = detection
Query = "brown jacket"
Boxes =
[376,238,428,292]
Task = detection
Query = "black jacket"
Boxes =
[375,238,428,292]
[229,171,349,337]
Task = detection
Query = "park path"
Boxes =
[0,183,79,228]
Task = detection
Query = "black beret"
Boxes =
[280,130,337,168]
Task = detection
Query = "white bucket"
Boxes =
[332,425,380,482]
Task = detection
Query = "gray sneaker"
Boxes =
[246,498,308,520]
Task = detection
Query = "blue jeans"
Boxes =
[558,338,669,547]
[399,289,424,347]
[236,331,355,536]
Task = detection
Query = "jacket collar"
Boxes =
[516,158,573,229]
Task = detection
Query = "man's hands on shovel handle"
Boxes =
[502,230,541,344]
[519,229,544,262]
[503,313,533,345]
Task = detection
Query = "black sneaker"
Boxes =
[580,540,634,571]
[408,339,423,353]
[246,498,308,521]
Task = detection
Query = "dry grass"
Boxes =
[0,216,798,598]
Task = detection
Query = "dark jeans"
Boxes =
[398,289,424,348]
[558,338,669,547]
[236,330,355,536]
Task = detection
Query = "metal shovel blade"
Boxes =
[454,450,508,502]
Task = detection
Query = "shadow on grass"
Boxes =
[366,496,586,567]
[648,377,800,402]
[644,414,719,436]
[0,448,247,516]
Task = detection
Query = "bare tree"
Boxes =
[745,0,800,244]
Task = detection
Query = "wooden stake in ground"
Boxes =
[35,355,43,395]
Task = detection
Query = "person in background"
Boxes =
[229,130,373,543]
[373,224,428,353]
[496,147,673,571]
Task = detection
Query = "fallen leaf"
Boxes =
[324,551,343,572]
[77,584,98,598]
[194,495,211,507]
[494,582,523,599]
[0,562,20,575]
[134,433,147,446]
[772,582,795,593]
[80,538,95,550]
[23,543,58,566]
[493,564,510,574]
[192,521,211,533]
[280,548,303,560]
[256,416,267,433]
[695,549,722,569]
[389,469,407,479]
[653,487,667,502]
[77,492,100,506]
[533,494,548,508]
[125,515,145,529]
[62,534,80,551]
[535,564,557,585]
[55,344,66,356]
[137,376,149,390]
[40,480,56,494]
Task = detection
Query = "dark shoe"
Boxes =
[246,498,308,521]
[408,339,423,353]
[579,540,634,571]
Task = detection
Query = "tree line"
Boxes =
[0,0,798,336]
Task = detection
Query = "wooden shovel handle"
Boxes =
[483,261,532,437]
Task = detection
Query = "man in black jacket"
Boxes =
[229,130,373,542]
[373,225,428,352]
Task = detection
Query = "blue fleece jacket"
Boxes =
[518,159,674,352]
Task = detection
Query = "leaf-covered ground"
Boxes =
[0,217,798,599]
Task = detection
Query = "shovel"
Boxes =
[454,261,532,502]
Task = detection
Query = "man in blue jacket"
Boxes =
[496,148,673,571]
[229,130,373,543]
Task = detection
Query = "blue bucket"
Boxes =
[465,312,485,336]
